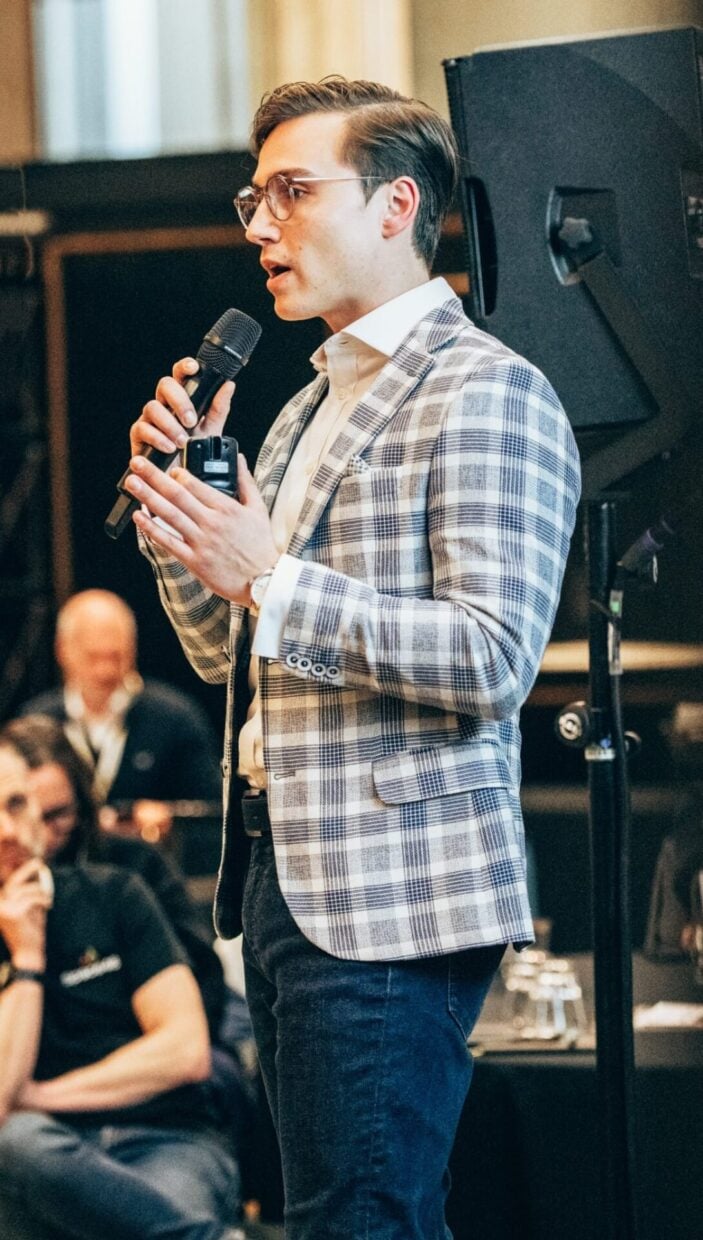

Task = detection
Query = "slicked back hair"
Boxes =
[250,76,458,269]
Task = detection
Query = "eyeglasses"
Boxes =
[41,802,77,828]
[234,173,385,227]
[0,793,32,820]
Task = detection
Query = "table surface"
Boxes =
[472,951,703,1063]
[447,953,702,1240]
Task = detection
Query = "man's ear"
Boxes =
[381,177,420,240]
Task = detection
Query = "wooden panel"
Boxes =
[0,0,36,162]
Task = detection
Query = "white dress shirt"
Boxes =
[62,677,143,803]
[237,276,457,786]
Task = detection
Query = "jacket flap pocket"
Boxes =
[372,742,512,805]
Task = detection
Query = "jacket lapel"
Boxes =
[287,298,467,558]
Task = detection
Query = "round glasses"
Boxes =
[41,802,78,828]
[0,792,32,821]
[234,173,385,227]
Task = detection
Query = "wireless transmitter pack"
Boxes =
[183,435,239,497]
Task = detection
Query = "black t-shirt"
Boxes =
[0,864,216,1129]
[88,835,226,1038]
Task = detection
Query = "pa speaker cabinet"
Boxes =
[444,27,703,429]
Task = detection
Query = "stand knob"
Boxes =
[555,700,592,749]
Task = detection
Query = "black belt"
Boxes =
[242,790,271,838]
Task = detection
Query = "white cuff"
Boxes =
[251,554,304,658]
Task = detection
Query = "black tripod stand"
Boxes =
[550,215,701,1240]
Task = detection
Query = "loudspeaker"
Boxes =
[444,27,703,429]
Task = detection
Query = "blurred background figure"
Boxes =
[0,734,243,1240]
[645,702,703,961]
[2,714,227,1033]
[1,714,257,1179]
[19,589,222,839]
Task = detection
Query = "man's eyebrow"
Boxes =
[252,167,317,188]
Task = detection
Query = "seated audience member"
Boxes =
[645,792,703,958]
[1,715,227,1035]
[645,703,703,959]
[20,589,222,814]
[1,715,257,1157]
[0,735,241,1240]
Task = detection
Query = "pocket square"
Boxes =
[345,455,371,475]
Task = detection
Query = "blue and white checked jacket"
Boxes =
[143,296,581,961]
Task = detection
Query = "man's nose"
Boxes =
[0,810,16,837]
[245,199,282,246]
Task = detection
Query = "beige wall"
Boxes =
[412,0,703,114]
[2,0,702,163]
[0,0,37,162]
[254,0,413,97]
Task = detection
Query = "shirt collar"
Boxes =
[64,675,143,725]
[310,276,458,374]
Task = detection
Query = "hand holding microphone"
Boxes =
[109,307,279,605]
[105,308,262,539]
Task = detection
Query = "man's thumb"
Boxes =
[237,454,263,506]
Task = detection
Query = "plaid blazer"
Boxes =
[144,297,581,960]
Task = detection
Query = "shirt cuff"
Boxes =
[251,554,303,658]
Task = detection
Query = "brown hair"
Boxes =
[0,715,101,863]
[251,76,458,268]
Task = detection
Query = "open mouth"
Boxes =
[263,257,292,281]
[267,264,291,283]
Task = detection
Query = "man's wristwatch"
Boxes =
[0,961,45,991]
[249,568,275,617]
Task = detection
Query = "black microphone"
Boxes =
[104,308,262,540]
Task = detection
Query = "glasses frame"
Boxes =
[234,174,386,227]
[41,801,78,828]
[0,792,32,821]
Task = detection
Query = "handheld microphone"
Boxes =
[104,308,262,540]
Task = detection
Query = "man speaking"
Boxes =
[122,77,581,1239]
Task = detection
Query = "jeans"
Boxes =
[0,1113,239,1240]
[242,836,504,1240]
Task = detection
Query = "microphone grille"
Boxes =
[197,308,262,378]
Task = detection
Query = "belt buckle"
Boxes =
[242,790,270,838]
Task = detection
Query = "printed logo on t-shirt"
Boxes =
[60,953,122,987]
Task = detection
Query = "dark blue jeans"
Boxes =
[0,1113,239,1240]
[242,837,504,1239]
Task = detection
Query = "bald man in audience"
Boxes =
[21,590,222,817]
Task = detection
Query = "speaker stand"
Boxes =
[585,496,638,1240]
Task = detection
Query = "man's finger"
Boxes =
[125,462,205,538]
[195,380,235,438]
[153,377,200,429]
[3,858,44,889]
[235,455,267,511]
[172,356,199,383]
[169,465,238,510]
[133,509,195,563]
